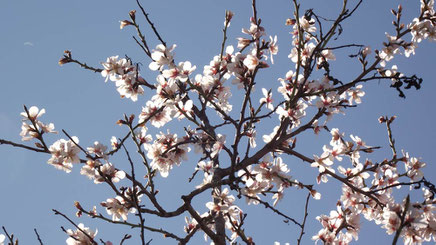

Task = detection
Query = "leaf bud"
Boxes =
[286,18,296,25]
[129,10,136,21]
[74,201,83,210]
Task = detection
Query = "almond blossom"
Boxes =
[149,44,176,71]
[101,196,136,221]
[20,106,57,141]
[174,100,193,120]
[268,35,278,63]
[101,56,132,82]
[347,85,365,105]
[242,17,265,38]
[114,73,144,101]
[210,134,226,158]
[94,162,126,184]
[405,157,426,181]
[144,131,190,177]
[87,141,108,159]
[2,1,436,244]
[243,53,259,71]
[66,223,97,245]
[276,100,308,127]
[110,136,119,150]
[259,88,274,110]
[139,100,172,128]
[162,61,196,82]
[47,137,80,173]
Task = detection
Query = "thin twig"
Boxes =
[243,195,302,227]
[2,226,16,245]
[297,193,310,245]
[135,0,166,46]
[34,228,44,245]
[53,209,98,245]
[62,129,91,158]
[122,143,146,245]
[133,36,151,57]
[69,59,102,73]
[385,116,397,156]
[0,138,48,153]
[120,234,132,245]
[325,44,364,50]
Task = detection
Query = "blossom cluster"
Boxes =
[47,137,81,173]
[311,128,435,244]
[20,106,56,141]
[66,223,97,245]
[100,191,139,222]
[81,160,126,184]
[144,130,191,177]
[204,188,244,243]
[7,0,436,244]
[101,56,145,101]
[377,0,436,77]
[238,155,294,206]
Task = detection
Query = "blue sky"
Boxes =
[1,0,436,244]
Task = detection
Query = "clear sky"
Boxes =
[0,0,435,244]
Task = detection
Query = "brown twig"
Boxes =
[243,194,302,227]
[121,143,146,245]
[120,234,132,245]
[135,0,166,46]
[53,209,98,245]
[297,193,310,245]
[392,195,410,245]
[0,138,48,153]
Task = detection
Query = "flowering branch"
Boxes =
[53,209,98,245]
[2,0,436,244]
